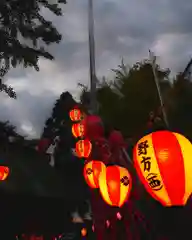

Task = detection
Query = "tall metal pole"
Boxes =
[88,0,97,113]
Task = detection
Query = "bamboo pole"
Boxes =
[149,50,169,128]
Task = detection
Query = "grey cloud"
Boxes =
[0,90,57,138]
[0,0,191,138]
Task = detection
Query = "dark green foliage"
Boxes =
[80,58,192,140]
[0,120,18,136]
[0,0,66,98]
[42,91,78,139]
[42,91,80,169]
[42,92,89,214]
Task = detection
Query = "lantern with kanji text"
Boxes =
[84,161,106,188]
[133,130,192,206]
[98,165,132,207]
[69,108,83,122]
[72,123,85,138]
[75,139,92,158]
[0,166,9,181]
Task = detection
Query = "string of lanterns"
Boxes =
[69,107,132,209]
[68,106,192,240]
[70,106,192,209]
[69,107,92,159]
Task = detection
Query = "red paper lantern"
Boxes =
[81,228,87,237]
[0,166,9,180]
[133,130,192,206]
[84,161,106,188]
[75,139,92,158]
[98,165,132,207]
[69,108,83,122]
[72,123,84,138]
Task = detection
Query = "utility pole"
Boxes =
[88,0,97,113]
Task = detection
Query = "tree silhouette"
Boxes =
[79,59,172,139]
[0,0,66,98]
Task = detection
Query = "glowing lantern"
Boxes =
[133,130,192,206]
[72,123,85,138]
[81,228,87,237]
[98,165,132,207]
[69,108,82,122]
[84,161,106,188]
[0,166,9,180]
[75,139,92,158]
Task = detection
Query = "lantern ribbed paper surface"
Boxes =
[133,130,192,206]
[98,165,132,207]
[75,139,92,158]
[84,161,106,188]
[72,123,84,138]
[69,108,82,122]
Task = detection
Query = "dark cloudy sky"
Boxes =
[1,0,192,138]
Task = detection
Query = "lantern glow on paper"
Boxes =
[81,228,87,237]
[75,139,92,158]
[0,166,9,181]
[98,165,132,207]
[84,161,106,188]
[69,108,82,122]
[72,123,85,138]
[133,130,192,206]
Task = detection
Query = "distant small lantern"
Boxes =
[133,130,192,206]
[72,123,85,138]
[0,166,9,181]
[84,161,106,188]
[76,139,92,158]
[69,108,82,122]
[98,165,132,207]
[81,228,87,237]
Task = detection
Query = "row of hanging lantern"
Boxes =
[84,129,192,207]
[70,107,132,208]
[70,106,192,208]
[69,107,92,159]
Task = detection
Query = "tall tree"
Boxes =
[0,0,66,98]
[42,91,90,218]
[42,91,78,138]
[168,73,192,139]
[42,91,81,170]
[112,60,171,137]
[80,59,172,139]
